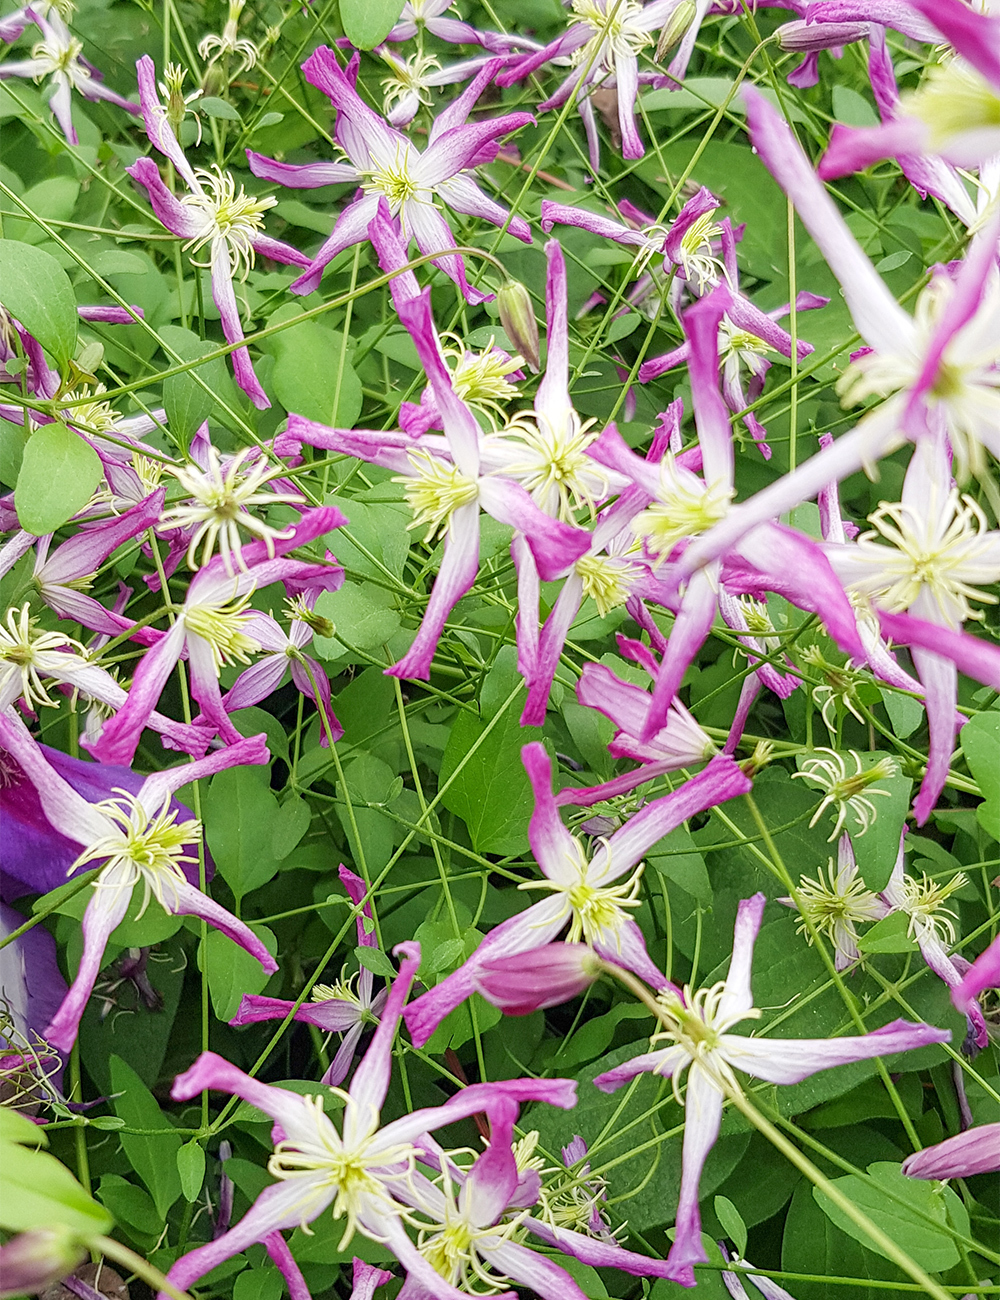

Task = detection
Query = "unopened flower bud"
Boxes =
[475,943,602,1014]
[0,1229,86,1298]
[776,19,868,52]
[497,280,540,373]
[655,0,696,61]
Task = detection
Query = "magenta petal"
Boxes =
[904,0,1000,90]
[642,568,718,739]
[726,1018,951,1084]
[290,194,379,296]
[126,157,203,239]
[170,878,277,973]
[246,150,361,188]
[524,1217,672,1278]
[819,119,927,179]
[535,239,571,425]
[44,881,133,1051]
[875,610,1000,691]
[230,993,358,1032]
[211,240,270,409]
[909,646,958,825]
[263,1232,312,1300]
[718,893,766,1023]
[474,943,599,1015]
[665,1070,722,1287]
[349,1259,394,1300]
[952,935,1000,1020]
[523,742,582,881]
[477,478,590,580]
[339,863,378,947]
[902,1124,1000,1180]
[346,942,420,1115]
[387,501,481,681]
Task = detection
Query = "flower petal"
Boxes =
[722,1018,950,1084]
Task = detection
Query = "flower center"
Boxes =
[445,335,522,412]
[362,144,421,212]
[850,493,999,628]
[793,749,896,842]
[794,861,884,940]
[62,385,119,434]
[32,34,84,76]
[631,455,733,564]
[181,167,276,278]
[268,1094,417,1249]
[163,445,302,573]
[399,449,480,542]
[522,839,645,949]
[676,212,725,291]
[183,593,261,670]
[574,552,637,617]
[899,870,967,946]
[903,59,1000,151]
[652,983,759,1098]
[718,315,769,360]
[491,408,605,520]
[571,0,652,64]
[380,49,441,116]
[0,604,87,710]
[72,791,199,914]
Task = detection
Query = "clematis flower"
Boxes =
[594,892,951,1286]
[881,833,987,1049]
[0,6,138,143]
[87,506,345,765]
[377,47,507,127]
[392,1093,677,1295]
[475,943,602,1015]
[496,0,691,168]
[398,333,523,438]
[778,833,887,970]
[0,604,209,759]
[127,56,312,409]
[248,49,533,303]
[385,0,542,52]
[902,1124,1000,1180]
[823,432,1000,821]
[586,281,863,741]
[281,210,590,684]
[0,711,277,1051]
[403,744,752,1047]
[220,589,342,746]
[231,866,388,1086]
[158,943,579,1300]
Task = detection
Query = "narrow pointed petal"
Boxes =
[902,1124,1000,1179]
[170,877,277,972]
[160,1181,335,1300]
[211,240,269,409]
[323,1021,365,1087]
[535,240,571,427]
[348,1259,394,1300]
[387,503,480,681]
[723,1018,950,1084]
[684,284,734,486]
[743,85,913,355]
[910,646,958,825]
[717,893,766,1024]
[126,157,204,239]
[520,573,584,726]
[44,880,133,1051]
[405,198,491,305]
[482,1238,588,1300]
[600,755,752,880]
[397,291,481,476]
[477,477,590,580]
[0,709,110,846]
[643,568,718,737]
[290,195,379,296]
[523,742,583,883]
[340,864,378,946]
[346,942,421,1119]
[875,610,1000,691]
[594,1046,685,1092]
[592,917,670,992]
[138,732,269,806]
[462,1096,519,1227]
[952,935,1000,1020]
[666,1069,724,1286]
[904,0,1000,90]
[435,172,531,241]
[524,1217,673,1278]
[136,55,198,185]
[230,994,360,1032]
[171,1050,322,1133]
[246,150,361,188]
[263,1232,312,1300]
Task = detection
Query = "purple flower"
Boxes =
[819,25,986,223]
[497,0,688,167]
[248,49,533,303]
[158,943,578,1300]
[391,1092,677,1293]
[87,506,345,765]
[475,943,602,1014]
[0,710,277,1051]
[281,212,590,684]
[587,281,863,739]
[902,1124,1000,1180]
[0,900,68,1105]
[901,0,1000,97]
[668,85,1000,583]
[231,866,388,1086]
[127,56,311,409]
[594,893,951,1286]
[377,47,511,127]
[0,8,138,144]
[720,1242,797,1300]
[403,744,752,1047]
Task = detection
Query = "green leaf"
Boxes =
[714,1195,747,1258]
[110,1055,183,1220]
[203,765,281,902]
[874,250,912,273]
[879,687,924,740]
[159,323,231,445]
[813,1161,968,1273]
[649,826,713,905]
[272,794,312,860]
[271,318,362,427]
[340,0,405,49]
[355,945,395,978]
[605,311,640,342]
[315,580,400,655]
[199,96,242,120]
[961,710,1000,840]
[439,652,542,855]
[831,84,879,126]
[177,1141,206,1202]
[856,910,918,954]
[0,239,78,364]
[15,422,102,534]
[0,1140,112,1236]
[97,1174,161,1236]
[198,923,277,1021]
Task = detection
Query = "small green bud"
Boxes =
[655,0,696,60]
[497,280,540,373]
